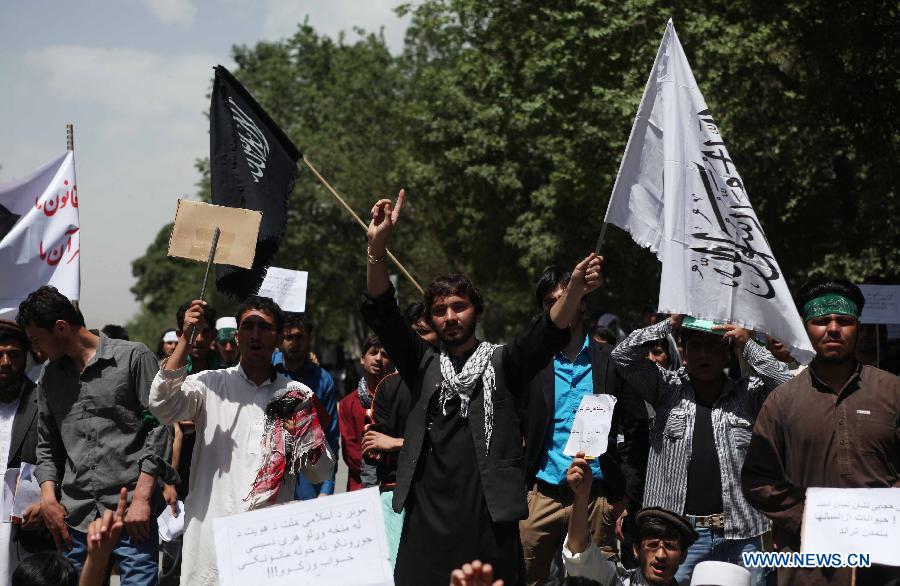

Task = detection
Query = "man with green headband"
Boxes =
[214,317,240,368]
[743,278,900,586]
[611,311,791,585]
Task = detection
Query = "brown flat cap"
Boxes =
[635,506,700,547]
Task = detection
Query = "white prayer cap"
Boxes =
[690,561,751,586]
[216,317,238,331]
[162,330,178,343]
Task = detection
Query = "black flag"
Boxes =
[209,65,302,298]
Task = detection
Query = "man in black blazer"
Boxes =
[0,320,54,569]
[362,190,604,585]
[518,268,651,585]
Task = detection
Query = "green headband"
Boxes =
[216,327,237,343]
[802,294,859,321]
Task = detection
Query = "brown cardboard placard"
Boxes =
[167,200,261,269]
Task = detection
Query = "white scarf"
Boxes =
[438,341,500,454]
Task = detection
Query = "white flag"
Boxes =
[604,20,814,364]
[0,152,81,319]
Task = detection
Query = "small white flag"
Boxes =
[0,152,81,319]
[604,20,814,364]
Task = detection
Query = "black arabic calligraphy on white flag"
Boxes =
[604,20,814,364]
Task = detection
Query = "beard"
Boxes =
[439,318,478,349]
[0,371,24,402]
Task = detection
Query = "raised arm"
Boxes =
[610,318,679,404]
[149,300,208,424]
[504,253,603,390]
[361,190,430,388]
[713,324,792,406]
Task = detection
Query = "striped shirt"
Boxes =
[611,320,791,539]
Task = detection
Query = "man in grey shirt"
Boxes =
[17,286,169,585]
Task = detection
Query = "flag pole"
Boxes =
[301,156,425,295]
[66,123,80,312]
[594,222,609,254]
[189,227,221,344]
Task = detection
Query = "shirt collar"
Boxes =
[556,333,590,361]
[236,362,278,387]
[809,361,863,395]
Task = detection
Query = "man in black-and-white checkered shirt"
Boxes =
[611,314,791,586]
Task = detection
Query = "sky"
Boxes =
[0,0,411,327]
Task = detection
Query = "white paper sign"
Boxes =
[158,500,186,542]
[11,463,41,519]
[801,487,900,567]
[858,285,900,325]
[213,486,393,586]
[563,394,617,458]
[258,267,309,313]
[1,468,18,522]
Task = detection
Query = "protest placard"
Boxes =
[858,285,900,325]
[213,486,393,585]
[801,487,900,566]
[167,199,261,269]
[257,267,308,312]
[563,394,617,459]
[10,463,40,519]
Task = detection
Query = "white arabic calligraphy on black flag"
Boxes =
[0,152,80,319]
[210,65,302,299]
[604,20,814,364]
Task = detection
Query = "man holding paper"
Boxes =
[362,190,603,585]
[742,278,900,585]
[149,296,333,586]
[518,265,641,585]
[611,313,790,585]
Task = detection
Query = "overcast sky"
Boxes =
[0,0,410,327]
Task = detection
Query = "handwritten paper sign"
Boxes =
[563,394,617,458]
[167,199,262,269]
[257,267,308,312]
[801,487,900,566]
[213,486,393,585]
[10,463,40,519]
[858,285,900,325]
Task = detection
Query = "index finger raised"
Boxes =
[115,487,128,520]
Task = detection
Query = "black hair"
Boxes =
[0,324,29,353]
[637,516,689,551]
[175,301,219,333]
[588,325,617,345]
[535,265,572,310]
[283,312,314,333]
[235,296,285,333]
[403,302,427,326]
[795,277,866,315]
[424,274,484,320]
[12,551,78,586]
[101,324,130,340]
[15,286,85,330]
[361,334,383,355]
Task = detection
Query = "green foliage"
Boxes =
[129,2,899,347]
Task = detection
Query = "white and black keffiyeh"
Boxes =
[438,341,500,453]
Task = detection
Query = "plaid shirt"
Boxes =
[611,320,791,539]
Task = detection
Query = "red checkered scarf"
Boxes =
[244,383,326,510]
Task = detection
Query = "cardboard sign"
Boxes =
[167,199,261,269]
[563,394,617,459]
[213,487,393,585]
[258,267,308,312]
[858,285,900,325]
[801,487,900,567]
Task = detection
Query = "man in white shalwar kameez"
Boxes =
[150,296,332,586]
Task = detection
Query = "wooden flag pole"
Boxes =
[594,222,609,254]
[189,227,221,344]
[66,124,74,152]
[302,156,425,295]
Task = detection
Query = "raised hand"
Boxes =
[568,253,604,295]
[566,451,593,500]
[180,299,208,335]
[713,323,751,351]
[449,559,504,586]
[366,189,405,253]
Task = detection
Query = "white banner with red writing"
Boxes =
[0,152,80,319]
[603,20,814,364]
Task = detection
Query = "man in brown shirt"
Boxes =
[742,277,900,586]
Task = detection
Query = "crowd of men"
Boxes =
[0,189,895,586]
